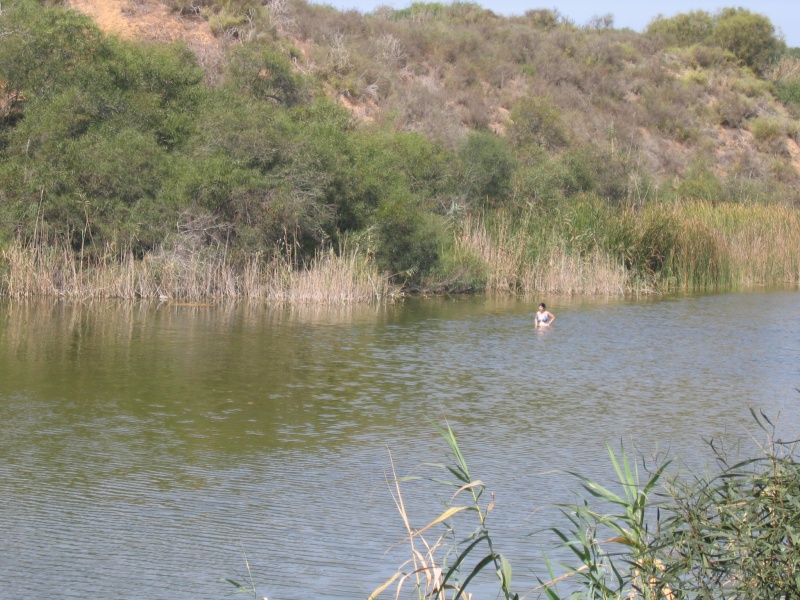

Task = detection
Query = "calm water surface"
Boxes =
[1,291,799,599]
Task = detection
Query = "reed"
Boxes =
[372,422,518,600]
[452,214,531,293]
[664,201,800,289]
[0,241,391,303]
[452,213,644,296]
[5,200,799,301]
[526,245,637,297]
[450,201,800,296]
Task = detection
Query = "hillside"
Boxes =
[68,0,215,44]
[2,0,800,297]
[67,0,800,188]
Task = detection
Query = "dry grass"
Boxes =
[0,242,392,303]
[453,202,800,296]
[454,215,639,296]
[5,201,798,302]
[665,201,800,289]
[453,215,530,293]
[526,245,638,296]
[370,451,472,600]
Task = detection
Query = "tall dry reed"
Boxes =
[663,201,800,289]
[454,215,640,296]
[454,201,800,296]
[0,242,392,303]
[526,245,639,296]
[453,214,531,292]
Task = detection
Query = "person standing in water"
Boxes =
[535,303,555,328]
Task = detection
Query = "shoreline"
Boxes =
[3,200,800,303]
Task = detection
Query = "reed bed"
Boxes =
[663,201,800,289]
[454,215,647,296]
[4,201,798,301]
[453,215,531,293]
[527,245,637,296]
[0,243,391,303]
[453,201,800,296]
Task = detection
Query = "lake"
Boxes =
[1,290,799,599]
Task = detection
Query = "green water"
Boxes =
[1,292,799,599]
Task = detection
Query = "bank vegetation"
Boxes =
[2,0,800,301]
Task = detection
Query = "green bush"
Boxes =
[373,197,442,279]
[456,131,515,208]
[646,8,783,76]
[749,115,784,142]
[0,0,107,99]
[514,153,567,207]
[645,10,714,46]
[560,145,635,203]
[712,8,784,75]
[225,43,308,105]
[508,96,569,151]
[677,162,725,201]
[776,80,800,106]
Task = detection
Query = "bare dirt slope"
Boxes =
[68,0,221,52]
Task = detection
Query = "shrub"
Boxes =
[559,145,636,204]
[645,10,714,46]
[776,80,800,106]
[0,0,107,99]
[689,43,729,68]
[712,8,784,75]
[456,131,515,208]
[749,115,784,142]
[514,154,567,207]
[508,96,569,151]
[677,162,725,201]
[225,43,307,105]
[373,196,442,279]
[523,8,561,30]
[715,90,756,127]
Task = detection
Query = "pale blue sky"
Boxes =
[314,0,800,47]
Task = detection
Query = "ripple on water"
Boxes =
[1,292,800,598]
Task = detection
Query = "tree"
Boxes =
[712,8,784,74]
[646,10,714,46]
[457,131,515,208]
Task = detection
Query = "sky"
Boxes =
[315,0,800,47]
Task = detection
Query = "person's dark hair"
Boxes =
[539,303,546,310]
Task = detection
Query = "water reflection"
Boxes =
[1,291,799,599]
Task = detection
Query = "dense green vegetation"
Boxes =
[1,0,799,296]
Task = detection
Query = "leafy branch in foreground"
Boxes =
[654,409,800,599]
[539,408,800,600]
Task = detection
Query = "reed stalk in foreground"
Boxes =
[372,422,518,600]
